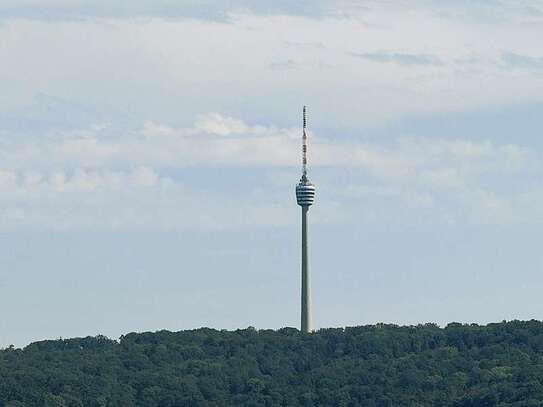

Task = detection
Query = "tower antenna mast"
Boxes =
[302,105,308,177]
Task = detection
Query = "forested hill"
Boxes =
[2,322,543,406]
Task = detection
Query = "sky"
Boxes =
[2,0,543,347]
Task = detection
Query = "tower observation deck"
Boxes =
[295,106,316,333]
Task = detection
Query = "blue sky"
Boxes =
[2,0,543,347]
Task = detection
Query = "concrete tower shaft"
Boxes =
[295,106,315,333]
[300,206,311,333]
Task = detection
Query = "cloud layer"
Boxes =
[1,111,542,230]
[0,0,368,21]
[2,2,543,129]
[1,1,542,24]
[1,1,543,230]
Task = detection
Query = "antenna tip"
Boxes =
[303,106,307,128]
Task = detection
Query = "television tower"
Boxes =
[296,106,316,333]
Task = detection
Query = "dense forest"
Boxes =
[2,321,543,406]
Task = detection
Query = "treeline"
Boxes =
[2,321,543,406]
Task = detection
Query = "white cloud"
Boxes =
[0,170,17,190]
[0,166,296,230]
[0,113,542,229]
[195,113,251,136]
[55,138,119,160]
[142,121,177,138]
[2,114,533,176]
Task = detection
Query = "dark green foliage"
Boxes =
[2,321,543,406]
